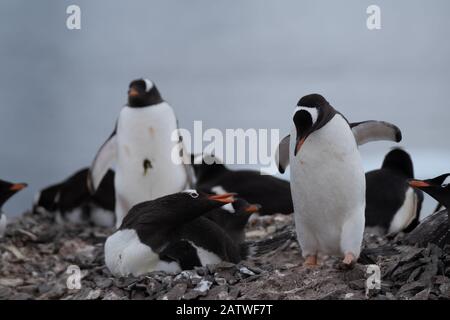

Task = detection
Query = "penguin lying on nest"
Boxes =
[365,148,423,236]
[192,154,293,215]
[105,190,289,277]
[405,174,450,248]
[0,179,27,238]
[33,168,115,227]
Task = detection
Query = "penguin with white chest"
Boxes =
[104,190,242,277]
[365,148,423,235]
[89,79,194,228]
[0,179,27,238]
[276,94,402,267]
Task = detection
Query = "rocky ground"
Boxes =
[0,211,449,300]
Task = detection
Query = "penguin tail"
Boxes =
[241,229,296,258]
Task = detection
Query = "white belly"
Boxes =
[115,103,188,210]
[0,213,7,238]
[388,187,417,234]
[105,228,181,277]
[290,115,365,256]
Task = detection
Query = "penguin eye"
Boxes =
[190,192,199,199]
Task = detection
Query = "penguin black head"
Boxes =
[409,174,450,210]
[0,180,27,209]
[130,190,236,220]
[232,198,261,215]
[293,94,336,156]
[127,78,163,107]
[382,148,414,178]
[227,199,261,228]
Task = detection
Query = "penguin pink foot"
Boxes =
[303,255,318,267]
[337,252,356,270]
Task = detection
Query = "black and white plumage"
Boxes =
[33,168,115,227]
[104,191,242,277]
[192,154,293,215]
[89,79,195,228]
[365,148,423,235]
[204,198,261,244]
[104,190,289,277]
[405,174,450,248]
[276,94,402,267]
[0,179,27,238]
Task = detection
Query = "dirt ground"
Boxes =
[0,211,449,300]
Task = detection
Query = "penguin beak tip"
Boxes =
[245,204,261,214]
[10,183,27,191]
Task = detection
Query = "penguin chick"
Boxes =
[204,198,261,244]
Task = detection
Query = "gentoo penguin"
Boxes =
[365,148,423,235]
[192,154,293,215]
[204,198,261,244]
[276,94,402,267]
[89,79,194,228]
[104,190,242,277]
[0,180,27,238]
[405,174,450,247]
[33,168,115,227]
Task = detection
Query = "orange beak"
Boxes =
[244,204,261,214]
[10,183,27,191]
[128,87,139,97]
[295,137,306,155]
[409,180,431,188]
[208,193,236,204]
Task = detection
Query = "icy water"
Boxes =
[1,0,449,218]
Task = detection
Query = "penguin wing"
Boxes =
[350,121,402,146]
[89,127,117,192]
[180,136,196,188]
[275,135,290,174]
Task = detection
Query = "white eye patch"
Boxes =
[183,189,199,198]
[442,176,450,187]
[143,79,153,92]
[294,106,318,124]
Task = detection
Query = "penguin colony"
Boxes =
[2,78,449,278]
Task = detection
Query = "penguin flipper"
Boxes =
[275,135,290,174]
[89,128,117,192]
[351,121,402,146]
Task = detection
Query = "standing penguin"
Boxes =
[0,179,27,238]
[406,174,450,247]
[89,79,194,228]
[365,148,423,235]
[276,94,402,267]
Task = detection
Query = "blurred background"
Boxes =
[0,0,449,218]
